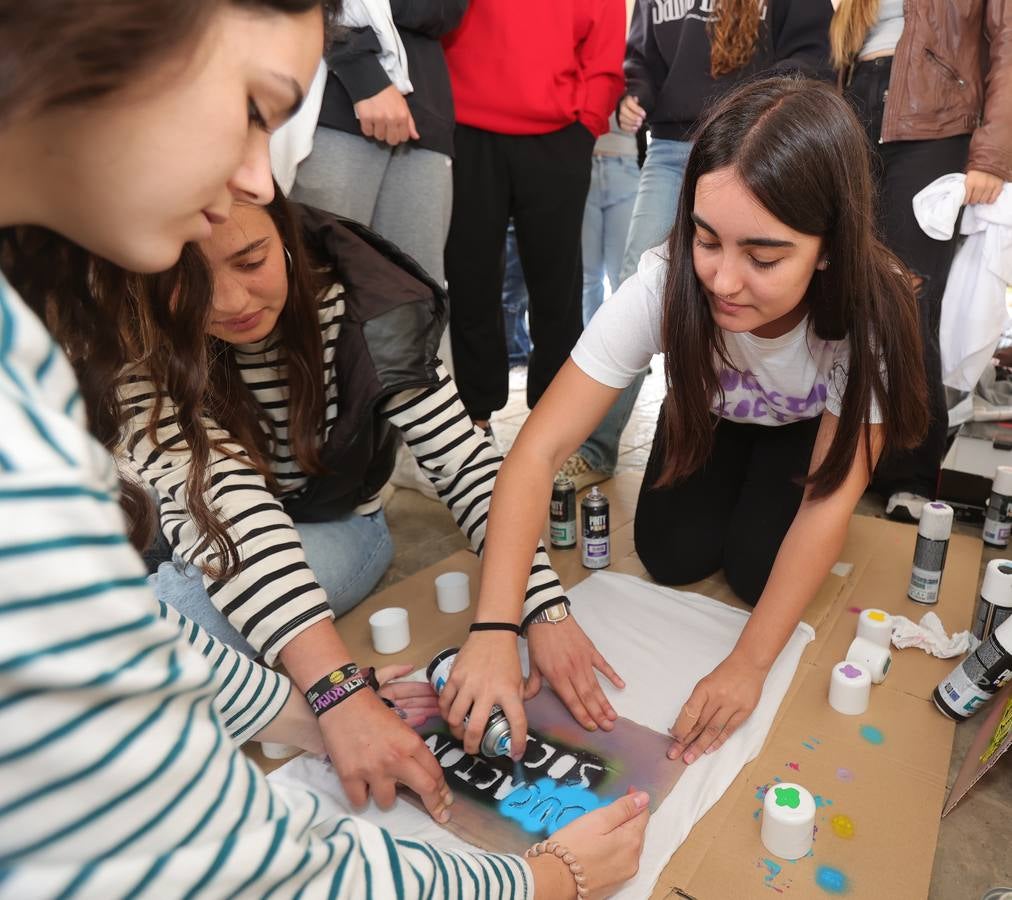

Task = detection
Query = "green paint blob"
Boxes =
[859,724,884,745]
[774,786,801,809]
[816,865,849,893]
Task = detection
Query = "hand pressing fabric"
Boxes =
[667,651,767,764]
[526,616,624,733]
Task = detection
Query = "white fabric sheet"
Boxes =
[269,572,814,899]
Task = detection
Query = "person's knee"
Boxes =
[635,527,721,587]
[722,550,769,607]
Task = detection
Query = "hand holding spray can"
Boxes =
[581,485,611,569]
[427,648,515,757]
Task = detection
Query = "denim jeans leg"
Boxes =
[582,157,606,325]
[601,155,640,293]
[579,140,690,472]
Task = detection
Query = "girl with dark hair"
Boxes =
[441,76,929,768]
[0,2,648,896]
[830,0,1011,521]
[562,0,835,491]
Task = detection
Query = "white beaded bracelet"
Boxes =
[523,839,589,898]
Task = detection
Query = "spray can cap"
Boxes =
[993,466,1012,497]
[918,502,953,541]
[981,559,1012,607]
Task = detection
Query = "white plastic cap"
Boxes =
[981,559,1012,608]
[993,466,1012,497]
[918,502,953,541]
[760,782,816,860]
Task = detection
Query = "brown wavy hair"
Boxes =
[655,76,928,499]
[708,0,765,77]
[6,192,330,578]
[0,0,340,568]
[829,0,882,70]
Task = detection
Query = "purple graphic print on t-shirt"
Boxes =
[713,369,828,424]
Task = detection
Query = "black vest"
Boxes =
[281,205,447,523]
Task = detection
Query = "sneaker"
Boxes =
[558,453,608,492]
[389,441,440,501]
[508,365,528,392]
[885,491,929,523]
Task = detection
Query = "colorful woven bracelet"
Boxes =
[305,664,367,718]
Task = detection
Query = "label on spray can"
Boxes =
[974,601,1012,643]
[983,488,1012,547]
[907,537,948,604]
[933,623,1012,720]
[581,487,610,569]
[550,476,577,549]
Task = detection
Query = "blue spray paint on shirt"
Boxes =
[498,778,607,834]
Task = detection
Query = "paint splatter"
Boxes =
[814,794,834,809]
[835,768,854,782]
[498,778,607,833]
[831,814,854,839]
[774,787,801,809]
[809,736,822,744]
[815,865,849,894]
[859,725,884,745]
[867,610,887,622]
[802,742,816,751]
[786,761,800,771]
[762,858,782,883]
[846,606,863,614]
[839,664,863,679]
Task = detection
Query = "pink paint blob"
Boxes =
[839,664,863,679]
[846,606,863,615]
[786,762,800,771]
[835,767,854,782]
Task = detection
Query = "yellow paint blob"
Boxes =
[867,611,887,622]
[831,814,855,839]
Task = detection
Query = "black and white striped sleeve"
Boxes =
[118,376,332,664]
[381,365,567,628]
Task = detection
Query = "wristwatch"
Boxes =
[524,600,571,633]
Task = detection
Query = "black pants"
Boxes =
[846,57,970,498]
[445,123,594,420]
[634,414,822,605]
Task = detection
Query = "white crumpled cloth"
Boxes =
[889,610,980,658]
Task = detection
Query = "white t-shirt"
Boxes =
[571,246,883,426]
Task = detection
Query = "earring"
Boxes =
[283,246,293,272]
[818,255,830,270]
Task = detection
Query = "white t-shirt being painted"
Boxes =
[571,246,883,426]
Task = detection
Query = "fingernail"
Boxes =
[705,746,715,754]
[633,791,649,809]
[443,789,454,806]
[667,749,679,760]
[439,809,451,823]
[684,753,696,765]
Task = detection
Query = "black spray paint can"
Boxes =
[983,466,1012,548]
[933,616,1012,720]
[907,502,953,605]
[581,485,610,569]
[427,648,514,757]
[550,474,577,549]
[973,559,1012,642]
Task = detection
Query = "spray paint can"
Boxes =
[581,485,611,569]
[973,559,1012,642]
[933,616,1012,720]
[907,502,953,605]
[426,648,514,757]
[983,466,1012,548]
[550,474,577,549]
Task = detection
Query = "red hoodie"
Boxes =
[442,0,626,138]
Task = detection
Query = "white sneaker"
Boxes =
[388,441,439,501]
[508,366,528,392]
[885,491,929,523]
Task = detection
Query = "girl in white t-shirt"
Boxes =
[439,76,929,769]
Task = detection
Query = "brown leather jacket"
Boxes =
[852,0,1012,180]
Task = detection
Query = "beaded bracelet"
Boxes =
[523,840,588,898]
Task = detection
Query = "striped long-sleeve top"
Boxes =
[0,269,533,897]
[120,283,567,664]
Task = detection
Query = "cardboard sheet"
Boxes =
[258,473,982,899]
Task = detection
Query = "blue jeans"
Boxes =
[502,221,531,367]
[582,154,640,325]
[580,139,692,474]
[151,510,394,658]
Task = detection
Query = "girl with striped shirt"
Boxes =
[0,1,649,896]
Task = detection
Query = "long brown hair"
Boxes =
[0,0,339,565]
[829,0,881,70]
[656,76,927,499]
[708,0,765,77]
[9,193,330,579]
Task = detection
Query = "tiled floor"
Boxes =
[376,364,1011,898]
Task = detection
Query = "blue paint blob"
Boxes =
[802,742,816,751]
[498,778,607,834]
[859,725,884,745]
[815,865,849,894]
[762,858,782,883]
[813,794,834,809]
